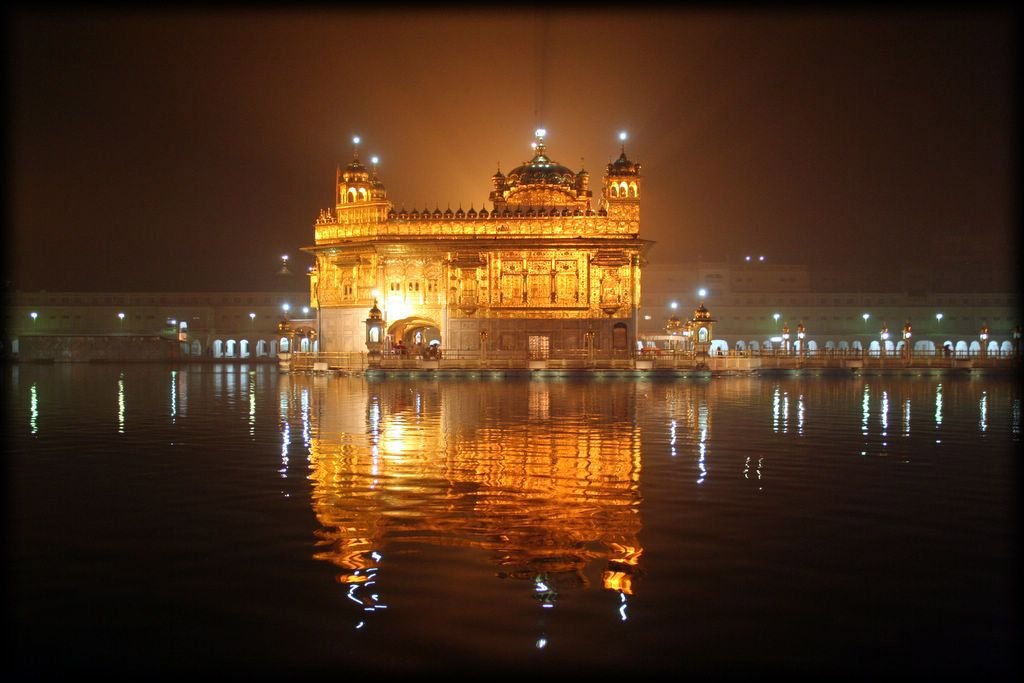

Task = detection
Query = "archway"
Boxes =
[240,339,250,358]
[190,340,203,356]
[212,339,224,358]
[388,316,442,356]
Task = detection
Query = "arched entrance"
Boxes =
[388,316,442,356]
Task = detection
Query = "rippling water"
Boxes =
[6,364,1020,676]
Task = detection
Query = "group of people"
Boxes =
[392,339,441,359]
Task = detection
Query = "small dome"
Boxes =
[607,151,640,176]
[478,207,489,218]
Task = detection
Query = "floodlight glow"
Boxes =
[302,307,310,315]
[282,303,291,312]
[759,255,765,262]
[118,312,125,320]
[249,312,256,320]
[371,156,379,165]
[535,128,546,138]
[282,254,289,261]
[619,131,627,141]
[745,255,751,261]
[698,288,707,298]
[353,136,360,145]
[936,313,943,321]
[670,301,678,309]
[30,312,37,320]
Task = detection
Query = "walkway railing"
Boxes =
[287,348,1021,372]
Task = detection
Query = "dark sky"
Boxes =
[6,8,1018,292]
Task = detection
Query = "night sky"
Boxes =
[6,8,1017,292]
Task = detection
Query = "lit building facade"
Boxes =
[304,131,653,356]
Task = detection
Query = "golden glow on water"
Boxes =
[117,373,125,434]
[300,377,644,628]
[29,383,38,435]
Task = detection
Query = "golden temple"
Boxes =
[303,130,653,354]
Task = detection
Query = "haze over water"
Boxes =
[7,364,1019,676]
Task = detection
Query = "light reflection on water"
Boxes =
[7,365,1020,675]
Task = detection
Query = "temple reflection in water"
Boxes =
[284,375,646,623]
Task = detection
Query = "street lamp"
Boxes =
[782,322,790,355]
[979,323,989,357]
[118,312,125,331]
[282,303,291,319]
[902,321,912,359]
[880,322,889,357]
[797,321,806,357]
[697,288,707,299]
[773,312,780,331]
[249,312,256,327]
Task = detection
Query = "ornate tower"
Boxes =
[335,138,392,225]
[603,134,641,225]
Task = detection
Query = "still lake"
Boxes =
[6,364,1020,676]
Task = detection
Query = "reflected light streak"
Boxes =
[117,373,126,434]
[618,591,628,622]
[170,370,177,422]
[979,391,987,432]
[797,394,805,435]
[1012,398,1020,435]
[782,392,789,434]
[903,399,911,437]
[772,385,780,432]
[281,421,290,477]
[249,375,256,437]
[861,384,870,438]
[301,387,311,451]
[935,383,943,428]
[881,391,889,445]
[697,401,708,485]
[670,419,677,457]
[29,383,39,434]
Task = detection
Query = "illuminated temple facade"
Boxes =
[304,131,652,354]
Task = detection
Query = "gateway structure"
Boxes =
[304,130,652,356]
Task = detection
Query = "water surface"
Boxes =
[6,364,1019,676]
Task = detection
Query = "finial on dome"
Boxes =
[352,135,361,159]
[618,130,628,154]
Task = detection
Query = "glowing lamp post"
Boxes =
[773,312,780,331]
[118,312,125,331]
[796,321,806,358]
[979,323,989,358]
[880,323,889,357]
[782,322,790,356]
[249,312,256,327]
[365,300,385,367]
[902,321,912,360]
[30,311,38,331]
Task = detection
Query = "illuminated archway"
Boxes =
[388,316,442,350]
